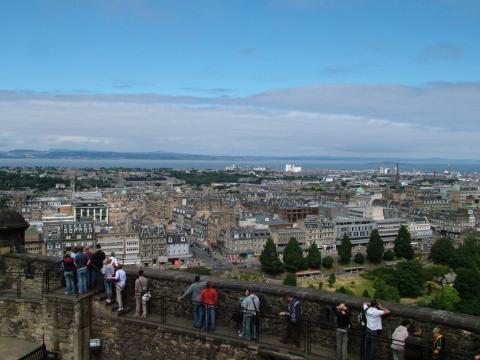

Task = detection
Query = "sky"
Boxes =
[0,0,479,158]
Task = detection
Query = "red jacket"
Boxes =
[200,288,218,306]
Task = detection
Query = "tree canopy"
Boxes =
[430,237,455,265]
[306,242,322,269]
[322,256,334,269]
[260,238,284,275]
[337,233,352,264]
[367,229,384,263]
[283,237,307,271]
[393,260,425,297]
[283,272,297,286]
[394,225,414,260]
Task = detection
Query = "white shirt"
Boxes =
[364,304,385,331]
[391,325,409,351]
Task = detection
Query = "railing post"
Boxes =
[17,273,21,298]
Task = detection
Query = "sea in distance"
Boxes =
[0,158,479,173]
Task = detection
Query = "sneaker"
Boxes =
[106,298,111,303]
[117,307,123,312]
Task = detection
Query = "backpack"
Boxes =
[358,307,368,328]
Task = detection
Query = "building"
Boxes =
[375,218,408,245]
[24,226,44,255]
[219,228,271,260]
[285,164,302,173]
[408,217,433,247]
[60,221,95,252]
[334,217,376,246]
[73,192,108,223]
[303,217,336,251]
[139,225,167,266]
[279,204,318,223]
[96,232,140,265]
[166,232,191,265]
[172,207,195,234]
[348,206,385,221]
[317,201,348,220]
[271,227,307,254]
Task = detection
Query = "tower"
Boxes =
[395,163,400,190]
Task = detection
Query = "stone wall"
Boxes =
[1,253,480,360]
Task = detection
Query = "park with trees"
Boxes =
[259,226,480,316]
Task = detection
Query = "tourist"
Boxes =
[62,251,76,295]
[85,246,94,289]
[134,269,149,318]
[333,303,351,360]
[363,299,390,360]
[109,251,119,269]
[391,319,412,360]
[240,289,260,341]
[74,247,89,294]
[91,244,106,291]
[200,281,218,332]
[279,295,303,348]
[432,327,446,360]
[178,275,206,328]
[102,257,115,304]
[112,264,127,312]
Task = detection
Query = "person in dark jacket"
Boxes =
[91,244,106,291]
[334,303,351,360]
[279,295,302,347]
[432,327,446,360]
[62,252,76,295]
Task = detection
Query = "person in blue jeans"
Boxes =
[178,275,207,329]
[75,247,89,294]
[62,252,76,295]
[200,281,218,332]
[240,289,260,341]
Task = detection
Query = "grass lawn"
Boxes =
[299,274,375,297]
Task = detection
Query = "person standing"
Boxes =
[364,299,390,360]
[91,244,106,291]
[432,327,446,360]
[240,289,260,341]
[85,246,94,289]
[62,251,76,295]
[178,275,206,328]
[200,281,218,332]
[112,264,127,312]
[279,295,303,348]
[391,320,412,360]
[135,269,149,317]
[102,258,115,304]
[74,247,89,295]
[334,303,351,360]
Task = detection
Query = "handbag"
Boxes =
[139,278,150,301]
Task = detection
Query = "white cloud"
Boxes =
[0,83,479,158]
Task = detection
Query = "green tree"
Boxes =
[383,249,395,261]
[306,242,322,269]
[328,273,336,288]
[430,237,455,265]
[283,237,307,272]
[394,225,414,260]
[449,235,480,271]
[260,238,284,275]
[318,281,323,290]
[283,272,297,286]
[362,289,370,298]
[431,286,460,311]
[393,260,425,298]
[337,233,352,264]
[367,229,384,263]
[322,256,334,269]
[354,253,365,265]
[374,280,400,303]
[336,286,354,295]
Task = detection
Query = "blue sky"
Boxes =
[0,0,479,157]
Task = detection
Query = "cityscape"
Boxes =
[1,1,480,360]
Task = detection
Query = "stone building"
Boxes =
[303,216,336,251]
[24,225,44,255]
[166,231,191,265]
[219,227,271,260]
[72,191,108,223]
[96,232,140,265]
[138,224,167,266]
[61,221,95,252]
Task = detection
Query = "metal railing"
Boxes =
[18,343,59,360]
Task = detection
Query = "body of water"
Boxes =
[0,158,479,173]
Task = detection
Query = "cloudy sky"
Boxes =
[0,1,479,158]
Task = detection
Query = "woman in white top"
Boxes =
[391,319,411,360]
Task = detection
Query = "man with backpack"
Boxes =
[240,289,260,341]
[363,299,390,360]
[279,295,302,348]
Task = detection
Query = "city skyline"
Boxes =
[0,1,479,158]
